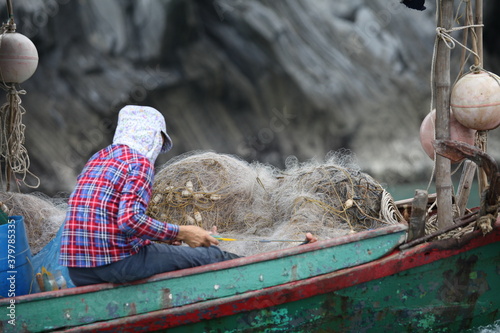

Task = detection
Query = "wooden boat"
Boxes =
[67,219,500,332]
[2,0,500,332]
[2,137,500,332]
[0,179,499,332]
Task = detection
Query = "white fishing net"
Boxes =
[0,150,403,258]
[148,150,403,256]
[0,192,67,255]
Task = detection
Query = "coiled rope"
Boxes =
[0,83,40,190]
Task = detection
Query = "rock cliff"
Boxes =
[1,0,499,195]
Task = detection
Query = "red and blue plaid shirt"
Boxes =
[59,144,179,268]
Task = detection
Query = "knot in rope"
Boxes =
[436,27,456,49]
[469,64,483,73]
[436,24,484,56]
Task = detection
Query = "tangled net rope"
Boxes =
[147,152,276,234]
[0,192,66,254]
[0,85,40,190]
[147,150,404,255]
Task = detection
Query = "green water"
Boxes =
[386,181,481,208]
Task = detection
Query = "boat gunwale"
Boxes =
[0,223,408,305]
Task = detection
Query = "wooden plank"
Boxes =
[395,193,436,208]
[456,160,476,215]
[0,225,407,332]
[408,189,428,241]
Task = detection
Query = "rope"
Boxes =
[0,15,39,190]
[380,189,405,225]
[426,203,462,236]
[430,23,484,111]
[435,25,483,57]
[0,84,40,190]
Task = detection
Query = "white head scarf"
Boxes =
[112,105,173,163]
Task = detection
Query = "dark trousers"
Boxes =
[68,243,240,286]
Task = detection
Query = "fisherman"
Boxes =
[59,105,316,286]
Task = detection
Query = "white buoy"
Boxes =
[0,32,38,84]
[450,71,500,131]
[419,109,476,162]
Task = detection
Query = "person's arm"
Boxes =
[117,161,218,247]
[117,161,179,241]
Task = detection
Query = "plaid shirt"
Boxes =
[59,144,179,268]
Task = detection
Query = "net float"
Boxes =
[419,108,476,162]
[0,31,38,84]
[450,70,500,131]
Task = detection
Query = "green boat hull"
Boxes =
[167,238,499,332]
[73,221,500,333]
[2,221,499,332]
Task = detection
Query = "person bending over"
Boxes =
[59,105,316,286]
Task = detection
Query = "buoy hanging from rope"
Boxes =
[0,0,37,84]
[419,108,476,162]
[450,70,500,131]
[0,0,40,191]
[0,31,38,84]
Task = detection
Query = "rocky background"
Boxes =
[1,0,499,196]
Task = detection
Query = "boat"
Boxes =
[0,140,499,333]
[1,199,500,332]
[1,140,499,332]
[1,0,500,332]
[0,217,498,333]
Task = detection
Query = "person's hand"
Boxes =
[175,225,219,248]
[303,232,318,244]
[208,225,218,235]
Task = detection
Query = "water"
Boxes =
[386,181,481,208]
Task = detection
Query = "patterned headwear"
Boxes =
[112,105,173,163]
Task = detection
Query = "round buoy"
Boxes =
[0,32,38,84]
[450,71,500,131]
[419,109,476,162]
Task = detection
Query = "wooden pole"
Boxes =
[434,0,454,229]
[456,160,476,215]
[474,0,488,197]
[408,190,428,241]
[456,0,485,215]
[467,1,480,69]
[475,0,483,67]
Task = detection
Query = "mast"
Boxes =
[475,0,483,66]
[474,0,488,196]
[456,0,484,215]
[434,0,454,229]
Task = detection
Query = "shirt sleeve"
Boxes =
[117,160,179,241]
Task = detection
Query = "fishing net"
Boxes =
[146,151,276,234]
[0,192,66,255]
[148,150,404,256]
[0,150,404,258]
